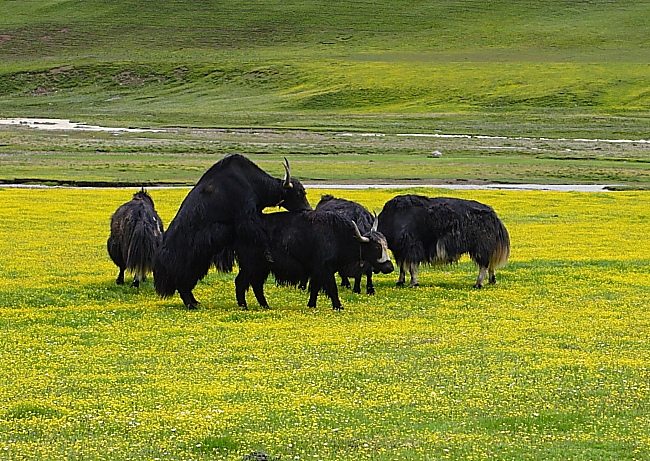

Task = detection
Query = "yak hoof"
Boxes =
[489,276,497,284]
[409,283,419,288]
[396,281,405,287]
[473,283,484,289]
[352,287,361,294]
[131,280,140,288]
[186,302,199,310]
[116,277,124,285]
[366,287,375,295]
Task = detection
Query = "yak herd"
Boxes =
[108,154,510,310]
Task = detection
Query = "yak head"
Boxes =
[353,219,394,275]
[277,158,312,212]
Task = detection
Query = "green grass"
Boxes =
[2,0,650,188]
[2,127,649,187]
[1,0,650,135]
[1,187,650,459]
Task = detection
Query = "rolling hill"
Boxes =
[1,0,649,134]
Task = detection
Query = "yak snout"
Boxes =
[373,259,394,274]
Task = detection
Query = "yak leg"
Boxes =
[235,273,250,308]
[365,269,375,295]
[179,289,199,310]
[352,274,362,294]
[474,267,488,289]
[298,277,308,290]
[489,268,497,285]
[307,280,320,308]
[116,268,125,285]
[323,273,342,310]
[408,263,420,287]
[340,272,351,289]
[396,263,407,286]
[249,270,270,309]
[235,270,270,309]
[131,269,145,288]
[252,282,270,309]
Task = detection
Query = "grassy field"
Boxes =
[1,126,650,187]
[1,0,649,135]
[1,186,649,460]
[2,1,650,188]
[1,2,650,458]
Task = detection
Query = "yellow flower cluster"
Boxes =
[0,187,649,460]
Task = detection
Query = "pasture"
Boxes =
[2,0,650,136]
[1,186,649,460]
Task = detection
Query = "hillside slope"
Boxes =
[1,0,649,133]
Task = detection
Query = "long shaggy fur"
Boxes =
[235,210,393,310]
[107,189,164,287]
[153,154,311,309]
[315,194,378,294]
[378,194,510,287]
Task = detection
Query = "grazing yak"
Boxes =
[107,189,164,288]
[153,154,312,309]
[377,194,510,288]
[315,194,380,294]
[234,210,394,310]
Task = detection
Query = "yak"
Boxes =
[315,194,380,294]
[377,194,510,288]
[153,154,312,309]
[107,188,164,288]
[234,210,394,310]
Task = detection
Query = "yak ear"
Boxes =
[282,157,293,189]
[371,213,379,232]
[352,221,370,243]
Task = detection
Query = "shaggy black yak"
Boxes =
[107,189,164,288]
[378,194,510,288]
[234,210,394,310]
[315,194,381,294]
[153,154,312,309]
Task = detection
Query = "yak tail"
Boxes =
[126,219,161,281]
[488,219,510,270]
[153,245,176,298]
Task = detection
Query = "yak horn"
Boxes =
[282,157,293,189]
[352,221,370,243]
[371,213,379,232]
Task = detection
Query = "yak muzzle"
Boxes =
[373,260,395,274]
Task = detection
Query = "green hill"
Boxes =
[1,0,649,134]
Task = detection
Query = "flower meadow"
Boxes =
[0,187,649,460]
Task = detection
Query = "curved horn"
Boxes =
[352,221,370,243]
[371,212,379,232]
[282,157,293,189]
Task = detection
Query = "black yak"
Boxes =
[234,210,394,310]
[107,189,164,288]
[315,194,380,294]
[153,154,312,309]
[377,194,510,288]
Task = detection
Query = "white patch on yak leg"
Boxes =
[409,263,419,287]
[397,264,407,286]
[474,267,487,288]
[436,241,447,262]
